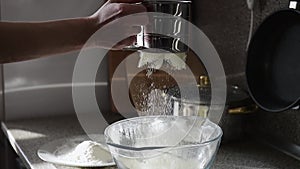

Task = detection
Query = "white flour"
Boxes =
[118,153,201,169]
[59,141,113,164]
[138,51,187,70]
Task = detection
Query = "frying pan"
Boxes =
[246,0,300,112]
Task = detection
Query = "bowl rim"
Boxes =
[104,116,223,152]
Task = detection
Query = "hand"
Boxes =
[88,0,148,49]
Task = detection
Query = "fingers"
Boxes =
[103,3,147,24]
[109,0,143,3]
[92,0,149,50]
[99,20,141,38]
[113,14,149,26]
[110,25,141,37]
[116,3,147,16]
[112,36,137,50]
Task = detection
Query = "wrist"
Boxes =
[76,16,101,48]
[86,15,102,34]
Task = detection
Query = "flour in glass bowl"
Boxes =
[57,140,113,164]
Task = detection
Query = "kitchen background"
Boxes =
[0,0,299,163]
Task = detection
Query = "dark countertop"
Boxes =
[2,115,300,169]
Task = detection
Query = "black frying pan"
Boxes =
[246,1,300,112]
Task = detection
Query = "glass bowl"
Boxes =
[104,116,222,169]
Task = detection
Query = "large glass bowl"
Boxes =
[104,116,222,169]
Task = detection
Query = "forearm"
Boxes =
[0,0,146,64]
[0,18,96,63]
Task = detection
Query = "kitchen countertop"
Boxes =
[2,115,300,169]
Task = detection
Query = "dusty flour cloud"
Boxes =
[72,12,226,142]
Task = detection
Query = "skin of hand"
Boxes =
[87,0,148,49]
[0,0,147,63]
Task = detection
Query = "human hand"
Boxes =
[88,0,148,49]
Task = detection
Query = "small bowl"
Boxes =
[104,116,222,169]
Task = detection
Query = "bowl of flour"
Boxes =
[105,116,222,169]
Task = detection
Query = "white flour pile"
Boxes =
[59,141,113,164]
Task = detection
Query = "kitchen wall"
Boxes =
[0,0,4,122]
[1,0,109,120]
[195,0,300,151]
[0,1,6,168]
[193,0,289,87]
[192,0,293,141]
